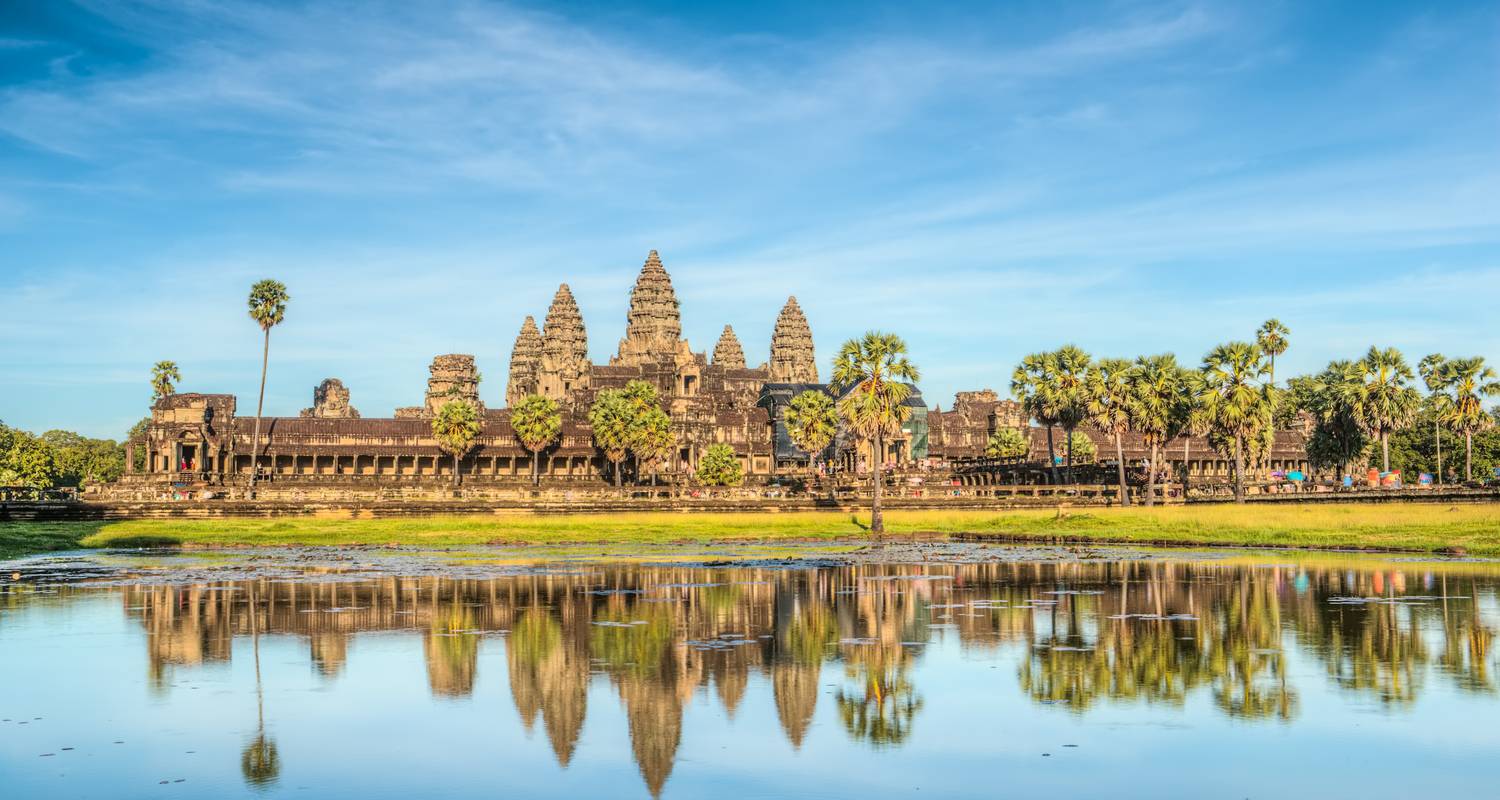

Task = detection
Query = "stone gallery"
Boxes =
[114,251,1310,498]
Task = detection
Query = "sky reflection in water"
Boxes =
[2,551,1498,799]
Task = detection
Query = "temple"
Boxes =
[112,250,1310,499]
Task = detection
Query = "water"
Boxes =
[2,544,1497,798]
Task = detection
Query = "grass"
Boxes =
[1,503,1498,559]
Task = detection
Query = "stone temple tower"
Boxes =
[539,284,589,400]
[613,250,688,367]
[769,296,818,383]
[506,315,542,406]
[712,325,746,369]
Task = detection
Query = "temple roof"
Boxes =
[712,325,746,369]
[769,296,818,383]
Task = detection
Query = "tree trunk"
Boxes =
[1435,420,1442,486]
[1233,437,1245,504]
[1114,431,1128,506]
[1466,432,1473,482]
[871,433,885,534]
[1045,425,1059,485]
[1065,426,1075,484]
[1381,432,1390,473]
[1145,443,1158,507]
[452,453,460,488]
[249,328,270,490]
[1182,436,1191,496]
[531,450,540,487]
[614,459,623,488]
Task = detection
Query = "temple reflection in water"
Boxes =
[102,560,1499,796]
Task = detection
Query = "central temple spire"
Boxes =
[613,250,686,367]
[540,284,589,398]
[769,296,818,383]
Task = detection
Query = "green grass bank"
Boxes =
[3,503,1499,559]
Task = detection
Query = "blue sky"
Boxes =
[2,0,1497,438]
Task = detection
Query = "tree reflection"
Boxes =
[82,558,1500,799]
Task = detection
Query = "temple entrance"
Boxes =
[178,444,197,472]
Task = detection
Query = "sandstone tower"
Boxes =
[768,296,818,383]
[423,354,483,416]
[506,315,543,406]
[300,378,359,418]
[613,250,690,368]
[539,284,589,400]
[712,325,746,369]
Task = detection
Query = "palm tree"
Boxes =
[1011,353,1062,484]
[588,389,633,487]
[246,280,289,490]
[1256,319,1290,386]
[510,394,562,486]
[621,380,662,481]
[432,398,481,488]
[784,390,838,474]
[632,407,675,486]
[985,427,1029,459]
[1418,354,1451,484]
[1301,360,1369,479]
[1198,342,1270,503]
[150,360,181,401]
[831,332,920,535]
[1352,346,1420,473]
[1444,357,1500,482]
[1128,354,1188,507]
[1086,357,1134,505]
[1051,346,1093,483]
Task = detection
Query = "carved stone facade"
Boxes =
[712,326,746,369]
[301,378,359,419]
[506,316,543,406]
[768,297,818,383]
[539,284,589,399]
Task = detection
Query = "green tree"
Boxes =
[127,417,150,472]
[1063,430,1097,463]
[831,332,920,535]
[696,442,743,486]
[588,390,634,487]
[40,430,125,488]
[1086,357,1135,505]
[432,398,481,488]
[1012,352,1063,484]
[246,279,289,490]
[632,407,676,486]
[985,427,1029,459]
[1351,346,1420,473]
[151,360,181,401]
[1418,353,1451,484]
[1051,345,1094,483]
[0,424,59,488]
[784,390,838,471]
[1199,341,1271,503]
[1128,354,1189,506]
[1256,319,1290,386]
[510,394,562,486]
[1297,361,1369,478]
[1444,356,1500,482]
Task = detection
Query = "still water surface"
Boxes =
[2,545,1498,798]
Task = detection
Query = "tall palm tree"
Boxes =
[1011,353,1061,484]
[241,581,280,789]
[1198,341,1270,503]
[1418,353,1451,484]
[150,360,181,401]
[632,407,676,486]
[1444,356,1500,482]
[432,398,481,488]
[1051,345,1093,483]
[831,332,920,535]
[784,390,838,474]
[1256,319,1290,386]
[1086,357,1134,505]
[1128,354,1187,507]
[246,280,289,490]
[510,394,562,486]
[588,389,633,488]
[1352,346,1420,473]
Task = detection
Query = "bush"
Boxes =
[695,443,743,487]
